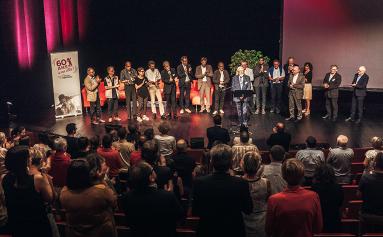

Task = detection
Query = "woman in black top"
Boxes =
[311,164,344,232]
[302,62,313,116]
[2,146,54,237]
[135,67,150,123]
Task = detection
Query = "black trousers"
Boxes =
[180,84,191,109]
[107,98,118,117]
[90,95,101,121]
[350,94,365,120]
[271,83,283,110]
[125,85,137,119]
[214,87,225,111]
[137,96,148,117]
[165,91,177,115]
[325,96,338,119]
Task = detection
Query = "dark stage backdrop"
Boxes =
[282,0,383,89]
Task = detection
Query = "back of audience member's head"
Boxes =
[67,159,92,190]
[117,127,127,140]
[144,128,154,140]
[141,140,158,165]
[210,144,232,172]
[129,162,155,190]
[282,158,305,186]
[176,139,188,153]
[110,129,119,142]
[5,145,30,177]
[158,122,171,135]
[86,153,106,183]
[213,115,222,125]
[65,123,77,135]
[0,132,6,146]
[374,152,383,171]
[313,164,336,185]
[242,151,261,177]
[11,126,26,138]
[128,123,138,134]
[38,132,50,145]
[275,122,285,133]
[370,136,383,150]
[337,135,348,148]
[306,136,317,149]
[54,137,67,152]
[102,134,113,149]
[212,140,223,148]
[137,135,146,149]
[240,125,249,133]
[89,135,100,152]
[78,137,89,152]
[270,145,286,162]
[240,131,250,144]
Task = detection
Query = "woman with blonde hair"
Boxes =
[241,151,270,237]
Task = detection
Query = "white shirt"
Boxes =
[329,74,334,81]
[244,68,254,81]
[202,66,207,82]
[145,69,161,82]
[219,70,224,82]
[183,65,190,82]
[239,76,244,89]
[292,74,299,84]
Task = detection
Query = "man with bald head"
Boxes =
[346,66,369,124]
[286,65,305,121]
[327,135,354,184]
[266,122,292,151]
[173,139,196,191]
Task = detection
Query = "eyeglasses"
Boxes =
[139,70,145,72]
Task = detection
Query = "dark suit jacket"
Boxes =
[195,65,214,89]
[122,187,183,237]
[161,68,177,95]
[172,152,196,188]
[288,73,305,99]
[351,73,369,97]
[212,69,230,90]
[232,75,252,102]
[253,63,270,87]
[192,172,253,237]
[206,125,231,149]
[120,68,137,87]
[323,72,342,98]
[177,64,194,87]
[266,131,292,151]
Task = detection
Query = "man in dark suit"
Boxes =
[266,122,292,152]
[232,66,252,127]
[322,65,342,121]
[206,114,230,149]
[120,61,138,120]
[192,144,253,237]
[253,57,270,115]
[286,65,305,121]
[346,66,369,124]
[177,56,193,114]
[161,61,178,119]
[212,62,230,115]
[172,139,196,192]
[121,162,183,237]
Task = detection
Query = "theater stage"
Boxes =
[23,90,383,151]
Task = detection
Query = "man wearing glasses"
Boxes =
[322,65,342,121]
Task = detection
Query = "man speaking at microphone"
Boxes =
[232,66,252,127]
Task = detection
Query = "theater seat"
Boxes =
[363,234,383,237]
[177,228,196,237]
[314,234,356,237]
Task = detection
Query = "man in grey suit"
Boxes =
[120,61,138,120]
[286,65,305,121]
[322,65,342,121]
[232,66,252,127]
[253,57,269,115]
[195,57,214,113]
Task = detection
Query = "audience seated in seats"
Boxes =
[3,146,54,237]
[121,162,183,237]
[265,158,323,237]
[358,152,383,226]
[233,125,253,145]
[311,164,344,232]
[155,155,173,191]
[65,123,79,159]
[32,131,52,159]
[232,130,259,173]
[0,132,8,176]
[193,149,211,178]
[262,145,287,194]
[10,126,27,146]
[143,127,154,141]
[155,121,176,158]
[266,122,291,151]
[192,144,253,237]
[47,137,71,188]
[296,136,325,186]
[97,134,123,180]
[112,127,134,169]
[206,115,230,149]
[173,139,196,192]
[60,159,117,237]
[241,151,271,237]
[89,135,100,154]
[130,135,146,166]
[327,135,354,184]
[363,136,383,174]
[86,153,116,192]
[76,136,90,158]
[127,123,141,148]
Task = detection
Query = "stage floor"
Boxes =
[24,100,383,151]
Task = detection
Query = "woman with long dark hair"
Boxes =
[302,62,313,116]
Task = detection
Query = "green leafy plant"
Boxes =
[229,49,270,75]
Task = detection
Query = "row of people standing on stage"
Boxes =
[83,56,231,124]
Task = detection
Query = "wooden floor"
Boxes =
[24,98,383,151]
